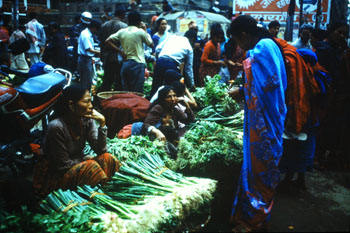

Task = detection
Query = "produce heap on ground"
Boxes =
[0,74,244,232]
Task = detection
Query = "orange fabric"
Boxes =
[275,38,320,133]
[199,40,221,86]
[33,153,120,197]
[117,124,133,139]
[101,93,150,138]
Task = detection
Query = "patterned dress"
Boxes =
[33,117,120,197]
[231,38,287,230]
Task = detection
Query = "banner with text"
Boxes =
[233,0,331,24]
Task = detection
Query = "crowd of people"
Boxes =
[0,5,349,232]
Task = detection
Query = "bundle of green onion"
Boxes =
[39,152,217,233]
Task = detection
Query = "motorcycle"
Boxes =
[0,65,72,176]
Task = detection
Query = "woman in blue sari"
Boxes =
[228,15,287,231]
[152,18,169,51]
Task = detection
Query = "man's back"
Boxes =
[112,26,152,64]
[100,19,127,44]
[157,35,192,63]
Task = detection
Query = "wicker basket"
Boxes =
[96,91,145,101]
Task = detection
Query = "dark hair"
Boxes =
[114,5,126,17]
[89,19,101,30]
[171,80,186,97]
[230,15,271,40]
[155,17,166,32]
[149,85,174,110]
[157,85,173,103]
[28,12,37,20]
[224,38,237,59]
[311,28,327,41]
[300,23,313,31]
[210,23,224,39]
[128,11,141,26]
[230,15,258,38]
[268,20,280,29]
[184,28,197,46]
[54,84,88,117]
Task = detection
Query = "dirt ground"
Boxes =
[1,165,350,232]
[270,170,350,232]
[201,168,350,232]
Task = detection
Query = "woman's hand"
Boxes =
[228,86,243,101]
[83,154,95,161]
[84,109,106,127]
[215,60,225,66]
[151,127,166,141]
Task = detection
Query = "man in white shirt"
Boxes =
[291,24,313,49]
[151,35,194,96]
[105,11,153,93]
[77,19,101,90]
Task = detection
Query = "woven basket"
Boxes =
[97,91,145,101]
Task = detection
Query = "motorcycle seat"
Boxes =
[15,72,67,108]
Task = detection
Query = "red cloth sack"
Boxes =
[101,93,150,138]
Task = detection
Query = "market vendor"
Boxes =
[33,84,121,197]
[143,85,195,140]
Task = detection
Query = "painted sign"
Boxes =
[178,18,209,34]
[233,0,331,24]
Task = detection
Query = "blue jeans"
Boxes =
[150,56,178,96]
[120,60,145,93]
[77,55,94,90]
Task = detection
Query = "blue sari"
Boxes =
[231,39,287,229]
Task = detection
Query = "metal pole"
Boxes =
[284,0,296,41]
[299,0,304,30]
[12,0,19,30]
[315,0,322,29]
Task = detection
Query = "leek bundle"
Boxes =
[38,152,217,233]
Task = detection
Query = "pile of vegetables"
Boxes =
[84,135,174,166]
[143,77,153,97]
[0,206,104,233]
[193,74,243,127]
[38,152,217,232]
[1,71,246,232]
[94,70,104,91]
[193,74,228,108]
[173,121,243,175]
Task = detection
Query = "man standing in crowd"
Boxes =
[105,11,153,93]
[151,34,194,96]
[99,5,127,92]
[291,24,313,49]
[69,12,92,72]
[268,20,281,38]
[25,12,46,66]
[77,19,101,90]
